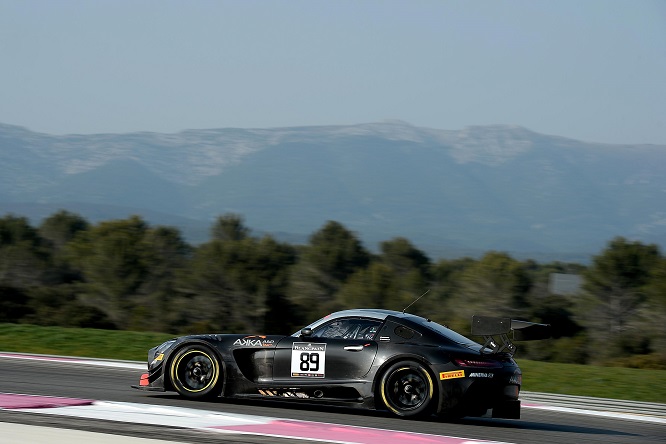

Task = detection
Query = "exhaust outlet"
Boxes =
[314,390,324,398]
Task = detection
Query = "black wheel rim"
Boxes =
[177,352,215,391]
[386,368,428,410]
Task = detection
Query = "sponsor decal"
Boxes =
[291,342,326,378]
[150,353,164,366]
[468,372,494,378]
[292,343,326,352]
[379,336,391,342]
[439,370,465,380]
[233,335,275,347]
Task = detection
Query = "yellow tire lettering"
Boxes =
[381,365,434,416]
[423,368,434,400]
[381,366,410,415]
[171,349,219,393]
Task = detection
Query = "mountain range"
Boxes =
[1,121,664,261]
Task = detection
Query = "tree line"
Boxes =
[1,211,664,369]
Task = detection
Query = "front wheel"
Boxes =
[169,344,222,400]
[379,360,435,417]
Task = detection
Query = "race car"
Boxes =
[133,309,550,419]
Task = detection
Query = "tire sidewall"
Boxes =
[169,344,221,399]
[379,360,435,417]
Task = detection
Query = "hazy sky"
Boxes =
[1,1,665,144]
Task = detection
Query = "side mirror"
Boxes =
[300,328,313,338]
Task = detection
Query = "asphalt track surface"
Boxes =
[0,355,664,444]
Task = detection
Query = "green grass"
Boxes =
[517,359,666,403]
[0,323,173,361]
[1,323,664,403]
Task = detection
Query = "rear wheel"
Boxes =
[169,344,221,400]
[379,360,435,417]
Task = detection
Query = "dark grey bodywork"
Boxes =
[134,309,545,419]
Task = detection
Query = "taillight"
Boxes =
[453,358,503,368]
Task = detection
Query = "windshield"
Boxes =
[291,314,329,336]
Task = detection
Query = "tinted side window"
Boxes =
[394,325,416,339]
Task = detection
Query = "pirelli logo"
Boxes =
[440,370,465,380]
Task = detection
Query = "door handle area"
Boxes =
[343,345,364,352]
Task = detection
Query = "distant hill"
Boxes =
[1,121,665,261]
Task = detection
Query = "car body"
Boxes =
[133,309,549,419]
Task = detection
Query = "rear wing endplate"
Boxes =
[471,315,551,355]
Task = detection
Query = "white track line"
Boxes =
[2,352,665,425]
[523,403,666,425]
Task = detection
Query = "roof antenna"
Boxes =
[402,289,430,314]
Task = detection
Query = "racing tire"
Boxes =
[379,360,436,418]
[169,344,222,400]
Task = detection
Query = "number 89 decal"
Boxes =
[291,342,326,377]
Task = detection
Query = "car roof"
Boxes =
[297,309,481,350]
[318,309,482,350]
[302,308,424,331]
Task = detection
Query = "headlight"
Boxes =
[150,339,176,364]
[155,339,176,354]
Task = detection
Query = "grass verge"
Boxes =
[516,359,665,403]
[0,323,173,361]
[1,323,664,403]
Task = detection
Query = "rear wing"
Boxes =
[471,315,551,356]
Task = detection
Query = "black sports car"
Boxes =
[133,309,550,419]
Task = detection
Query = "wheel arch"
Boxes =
[373,353,434,392]
[164,339,227,397]
[372,353,440,413]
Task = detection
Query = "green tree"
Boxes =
[380,237,430,277]
[521,294,587,363]
[24,285,115,329]
[430,257,475,324]
[38,210,91,285]
[173,240,235,333]
[254,236,298,333]
[446,252,532,332]
[131,225,191,331]
[0,285,33,322]
[337,262,396,309]
[0,214,40,246]
[336,238,435,319]
[377,237,432,313]
[288,221,370,321]
[431,257,475,294]
[643,257,666,366]
[581,237,661,361]
[175,234,296,334]
[304,221,370,281]
[211,213,249,242]
[65,216,179,330]
[0,215,49,288]
[38,210,90,250]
